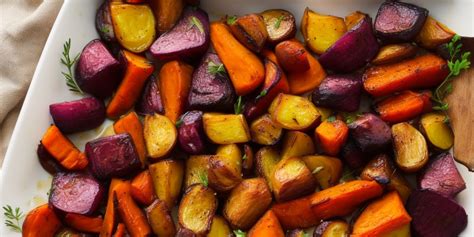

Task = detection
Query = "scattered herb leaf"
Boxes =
[233,229,247,237]
[342,112,361,124]
[303,231,309,237]
[234,96,244,114]
[176,119,183,128]
[61,38,83,94]
[100,26,110,34]
[3,205,24,233]
[312,166,324,174]
[189,16,204,34]
[327,115,336,122]
[208,61,227,76]
[256,90,267,100]
[274,15,284,29]
[242,154,247,160]
[443,115,450,124]
[433,103,449,111]
[198,171,208,187]
[227,15,238,25]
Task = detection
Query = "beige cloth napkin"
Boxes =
[0,0,64,167]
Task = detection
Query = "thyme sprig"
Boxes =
[198,171,208,187]
[60,38,83,94]
[234,96,244,114]
[3,205,24,233]
[233,229,247,237]
[274,15,284,29]
[208,61,227,76]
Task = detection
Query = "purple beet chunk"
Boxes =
[178,111,206,154]
[374,1,428,43]
[418,153,466,198]
[187,53,236,111]
[340,139,368,169]
[135,76,164,116]
[319,16,379,73]
[150,7,210,61]
[311,74,362,112]
[348,113,392,153]
[49,97,106,134]
[85,133,141,180]
[407,189,467,237]
[95,2,115,43]
[75,39,121,98]
[49,172,104,215]
[37,143,64,175]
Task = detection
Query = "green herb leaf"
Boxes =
[100,26,110,34]
[61,38,83,94]
[256,90,267,100]
[274,15,284,29]
[233,229,247,237]
[189,16,204,34]
[342,112,361,124]
[227,15,238,25]
[242,154,247,161]
[303,231,310,237]
[234,96,244,114]
[433,103,449,111]
[3,205,24,233]
[198,171,208,187]
[312,166,324,174]
[208,61,227,76]
[176,119,183,128]
[327,115,336,122]
[443,115,450,124]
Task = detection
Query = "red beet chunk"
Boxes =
[178,111,206,154]
[348,113,392,153]
[135,76,164,116]
[311,74,362,112]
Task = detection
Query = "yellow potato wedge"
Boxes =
[316,107,333,122]
[415,16,455,49]
[178,184,217,235]
[208,154,243,192]
[144,114,177,159]
[392,122,429,173]
[223,178,272,230]
[371,43,417,65]
[301,155,343,189]
[203,113,251,144]
[149,159,184,209]
[255,146,281,190]
[301,7,347,54]
[281,131,316,159]
[345,11,366,30]
[420,112,454,150]
[150,0,184,34]
[314,220,350,237]
[110,3,156,53]
[380,224,410,237]
[228,14,269,53]
[242,144,254,175]
[272,157,317,202]
[269,93,320,130]
[146,199,176,237]
[207,216,232,237]
[184,155,210,189]
[250,114,283,145]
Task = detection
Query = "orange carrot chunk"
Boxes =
[113,223,127,237]
[287,47,326,94]
[130,170,156,206]
[159,60,193,123]
[41,125,88,170]
[22,204,62,237]
[271,196,319,229]
[352,192,412,237]
[113,112,147,166]
[248,210,285,237]
[107,50,154,119]
[375,90,427,123]
[100,179,122,237]
[65,213,103,233]
[315,119,349,156]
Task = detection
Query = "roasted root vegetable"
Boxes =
[352,192,411,236]
[371,43,417,65]
[36,143,63,175]
[149,159,184,209]
[96,2,115,43]
[363,53,449,97]
[250,114,283,145]
[272,157,317,202]
[311,74,362,112]
[187,53,235,112]
[85,133,141,180]
[301,155,343,189]
[114,112,147,166]
[275,40,309,72]
[177,111,206,155]
[340,139,367,169]
[374,0,428,42]
[49,172,104,215]
[184,155,210,189]
[375,90,431,123]
[319,15,379,73]
[135,76,164,116]
[418,153,466,198]
[301,8,347,54]
[55,228,91,237]
[419,112,454,150]
[75,39,121,99]
[281,131,315,159]
[107,50,154,118]
[407,189,467,237]
[207,216,232,237]
[110,2,155,53]
[159,60,193,123]
[150,0,184,34]
[269,93,320,130]
[348,114,392,153]
[261,9,296,44]
[223,178,272,230]
[146,199,176,237]
[130,170,155,206]
[227,14,268,53]
[22,204,61,237]
[247,210,284,237]
[242,144,254,175]
[144,114,178,159]
[255,146,281,190]
[415,16,455,49]
[178,184,217,235]
[315,119,349,156]
[271,196,318,229]
[314,220,349,237]
[50,97,105,134]
[208,144,243,192]
[100,179,121,237]
[41,125,88,170]
[150,7,210,60]
[392,122,428,172]
[203,113,251,144]
[64,213,103,233]
[287,47,326,94]
[344,11,366,30]
[287,229,308,237]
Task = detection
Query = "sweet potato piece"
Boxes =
[247,210,284,237]
[269,93,320,130]
[64,214,103,233]
[371,43,417,65]
[375,90,428,123]
[107,50,154,118]
[301,155,342,189]
[287,49,326,94]
[150,0,184,34]
[146,200,176,237]
[419,112,454,150]
[203,113,251,144]
[223,178,272,230]
[310,180,384,219]
[114,112,147,166]
[208,146,243,192]
[272,157,317,202]
[352,192,411,237]
[301,8,347,54]
[178,184,217,235]
[275,40,309,72]
[416,16,455,49]
[250,114,283,145]
[135,76,164,116]
[22,204,61,237]
[159,60,193,123]
[345,11,366,30]
[110,3,156,53]
[315,119,349,156]
[314,220,349,237]
[311,74,363,112]
[184,155,210,189]
[228,14,268,53]
[208,216,232,237]
[392,122,428,172]
[271,196,318,229]
[418,153,466,198]
[113,224,127,237]
[281,131,315,159]
[374,1,428,42]
[177,111,206,155]
[261,9,296,44]
[255,146,281,190]
[144,114,178,159]
[130,170,155,206]
[149,159,184,209]
[349,113,392,153]
[363,53,449,97]
[100,179,121,237]
[210,21,265,95]
[41,125,88,170]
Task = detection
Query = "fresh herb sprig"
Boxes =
[189,16,204,34]
[3,205,24,233]
[432,35,471,111]
[208,61,227,76]
[233,229,247,237]
[198,171,208,187]
[234,96,244,114]
[274,15,284,29]
[227,15,238,25]
[61,38,83,94]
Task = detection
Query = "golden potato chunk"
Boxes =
[345,11,366,30]
[250,114,283,145]
[415,16,455,49]
[178,184,217,235]
[269,93,320,130]
[150,0,184,34]
[392,122,429,173]
[146,199,176,237]
[255,146,281,190]
[371,43,417,65]
[272,157,317,201]
[281,131,316,159]
[203,113,251,144]
[144,114,177,159]
[184,155,210,189]
[228,14,268,53]
[208,216,233,237]
[420,112,454,150]
[149,159,184,209]
[301,155,342,189]
[208,154,243,192]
